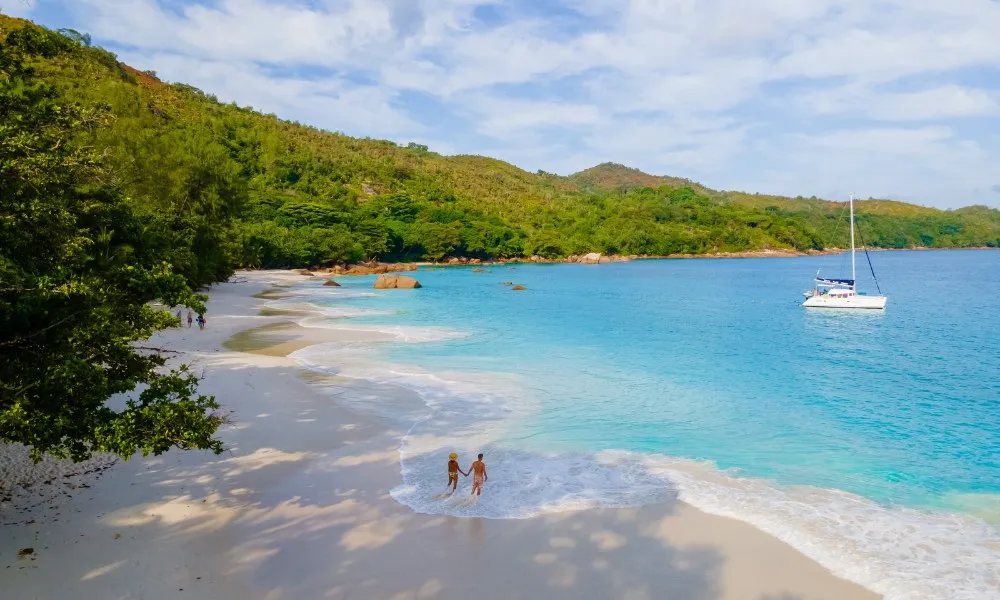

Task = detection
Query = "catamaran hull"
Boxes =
[802,295,887,309]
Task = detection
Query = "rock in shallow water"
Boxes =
[373,274,422,289]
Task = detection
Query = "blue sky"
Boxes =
[4,0,1000,209]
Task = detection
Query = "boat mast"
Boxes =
[849,193,856,288]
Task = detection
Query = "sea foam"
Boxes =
[381,371,999,600]
[283,277,1000,600]
[392,397,1000,599]
[294,337,1000,600]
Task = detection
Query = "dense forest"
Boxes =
[1,16,999,459]
[5,15,1000,275]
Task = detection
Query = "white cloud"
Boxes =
[464,97,601,140]
[23,0,1000,207]
[738,126,998,204]
[588,113,744,159]
[586,58,772,115]
[802,85,1000,121]
[773,27,1000,83]
[75,0,397,64]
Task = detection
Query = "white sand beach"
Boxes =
[0,271,880,600]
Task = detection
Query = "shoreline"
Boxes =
[284,246,998,278]
[0,271,882,599]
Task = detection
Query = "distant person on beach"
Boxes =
[469,453,487,496]
[176,309,182,324]
[187,311,193,328]
[197,314,205,330]
[447,452,468,493]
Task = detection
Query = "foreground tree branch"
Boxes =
[0,25,224,462]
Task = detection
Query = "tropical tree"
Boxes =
[0,26,224,461]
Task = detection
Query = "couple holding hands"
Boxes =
[447,452,487,496]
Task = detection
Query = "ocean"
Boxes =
[276,250,1000,600]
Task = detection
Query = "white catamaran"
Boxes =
[802,194,887,310]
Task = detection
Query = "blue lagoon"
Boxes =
[278,249,1000,600]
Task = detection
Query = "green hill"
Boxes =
[4,15,1000,276]
[562,162,702,192]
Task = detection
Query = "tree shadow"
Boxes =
[34,342,720,599]
[5,327,866,600]
[73,419,722,600]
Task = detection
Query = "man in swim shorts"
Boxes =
[447,452,467,493]
[469,453,487,496]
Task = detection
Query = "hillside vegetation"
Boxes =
[5,16,999,273]
[3,16,998,458]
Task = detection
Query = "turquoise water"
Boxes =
[280,250,1000,599]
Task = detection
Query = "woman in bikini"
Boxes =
[447,453,467,493]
